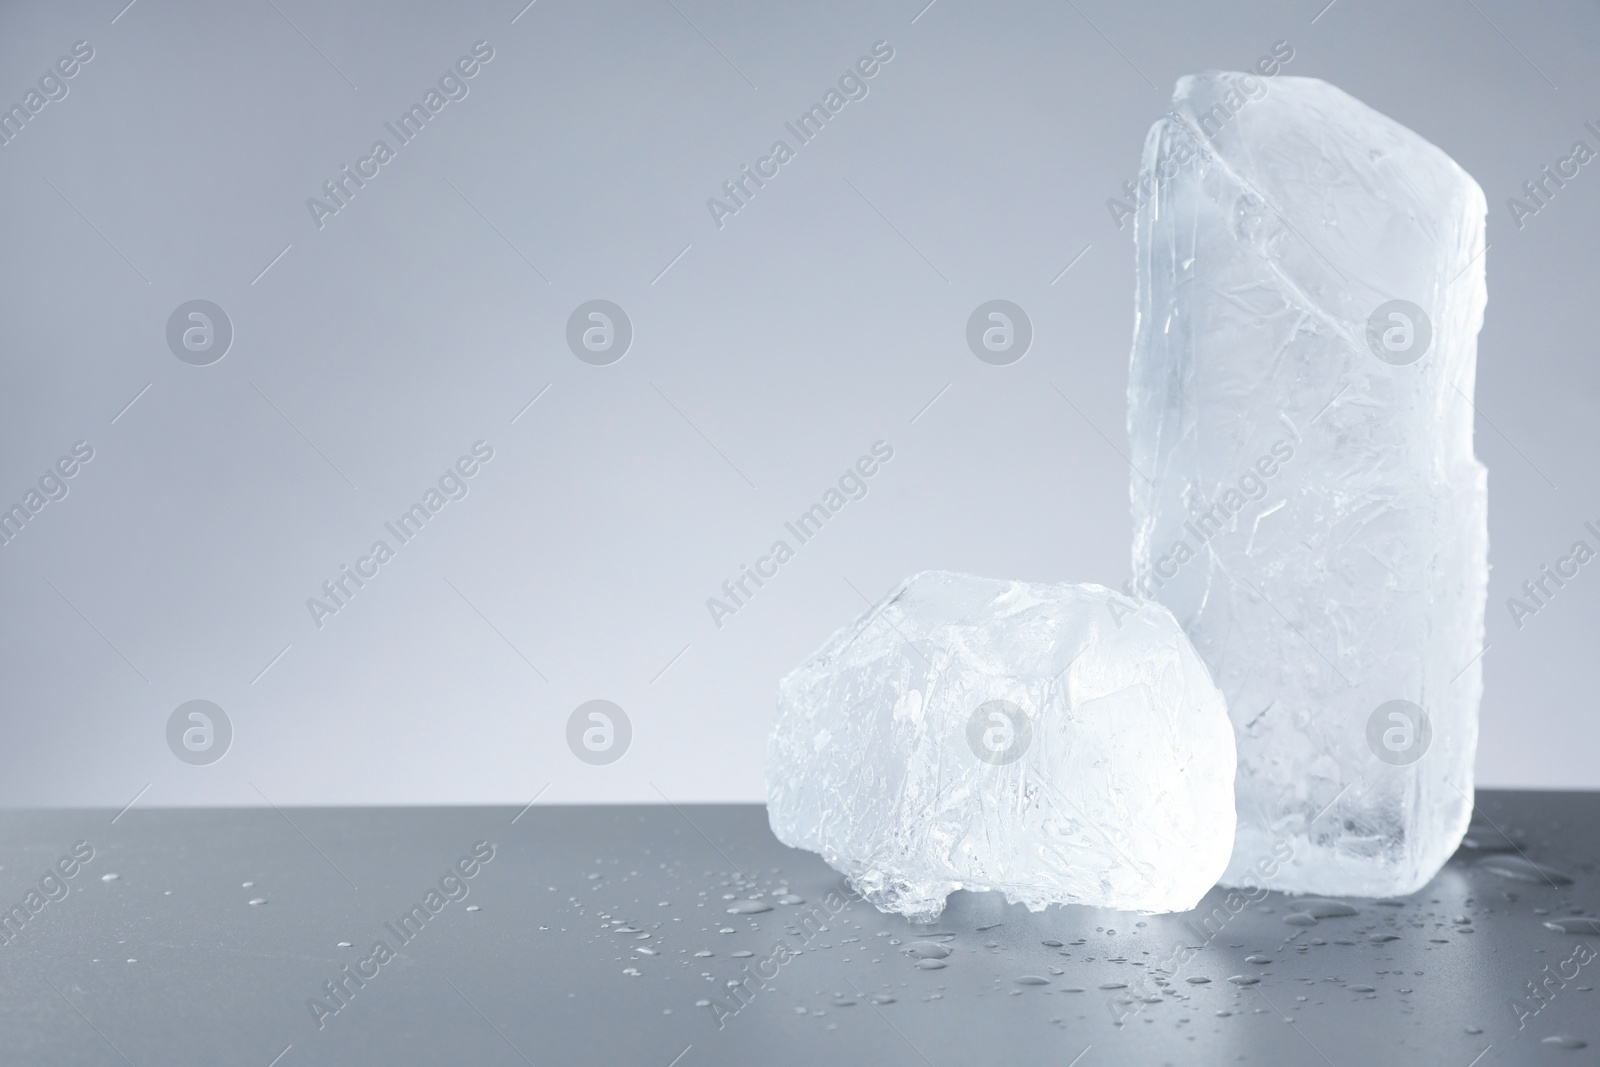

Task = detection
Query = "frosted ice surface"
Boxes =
[1127,74,1487,896]
[766,571,1236,922]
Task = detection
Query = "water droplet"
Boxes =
[719,927,735,934]
[1369,934,1399,944]
[915,958,946,970]
[832,998,856,1007]
[466,905,480,912]
[1475,855,1574,885]
[1099,982,1127,990]
[242,881,254,888]
[1301,900,1359,918]
[1186,977,1211,985]
[101,874,119,882]
[1541,1036,1587,1050]
[1245,955,1271,965]
[732,950,753,958]
[776,894,805,905]
[1062,987,1085,993]
[1015,976,1050,985]
[870,994,896,1004]
[904,941,951,960]
[1042,939,1064,947]
[726,900,773,915]
[622,967,641,976]
[1465,1026,1482,1034]
[1349,985,1376,993]
[1215,1010,1232,1017]
[248,898,267,906]
[1460,824,1523,852]
[1545,917,1600,935]
[695,999,711,1008]
[636,947,657,956]
[337,942,352,948]
[1228,976,1260,986]
[694,950,712,957]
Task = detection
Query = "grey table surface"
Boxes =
[0,790,1596,1066]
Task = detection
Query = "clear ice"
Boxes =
[766,571,1236,921]
[1127,73,1488,896]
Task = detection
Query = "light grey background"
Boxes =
[0,0,1594,807]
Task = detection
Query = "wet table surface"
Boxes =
[0,789,1596,1066]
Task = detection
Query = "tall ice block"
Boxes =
[1127,73,1488,896]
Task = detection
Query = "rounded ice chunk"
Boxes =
[766,571,1236,922]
